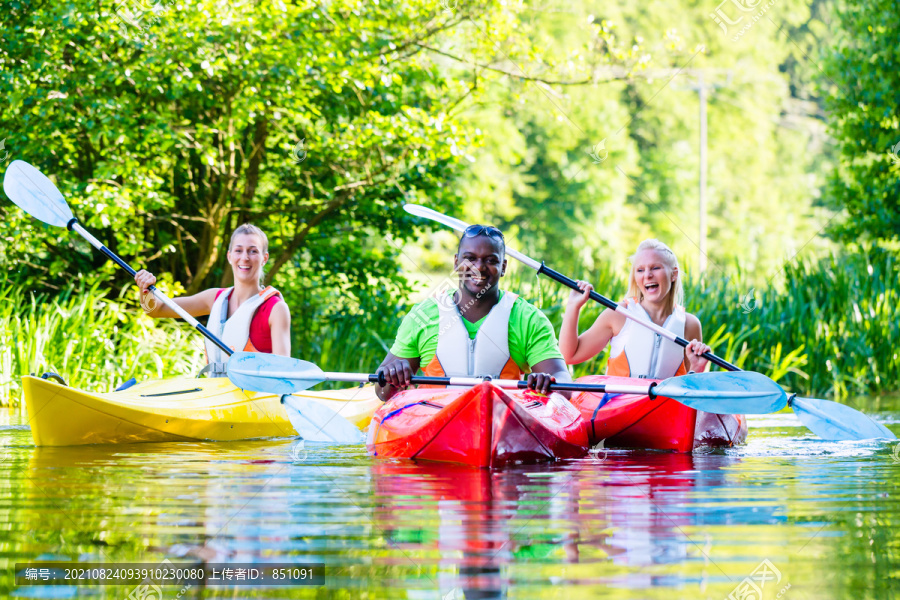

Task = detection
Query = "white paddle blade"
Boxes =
[403,203,470,232]
[282,396,365,444]
[3,160,74,227]
[227,351,326,394]
[792,396,897,441]
[404,203,543,271]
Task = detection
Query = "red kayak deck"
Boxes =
[570,375,748,452]
[366,382,589,467]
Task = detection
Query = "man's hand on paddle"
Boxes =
[375,353,420,402]
[378,358,413,387]
[526,372,557,395]
[529,358,574,399]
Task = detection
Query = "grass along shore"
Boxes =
[1,249,897,406]
[0,284,205,406]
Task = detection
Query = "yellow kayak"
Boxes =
[23,375,380,447]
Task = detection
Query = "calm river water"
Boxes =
[1,396,898,599]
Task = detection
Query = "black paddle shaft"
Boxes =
[535,262,740,372]
[66,218,233,356]
[372,372,638,394]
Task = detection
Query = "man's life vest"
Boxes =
[422,291,523,386]
[202,286,281,378]
[606,301,688,379]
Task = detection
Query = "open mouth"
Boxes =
[644,283,660,293]
[462,271,487,284]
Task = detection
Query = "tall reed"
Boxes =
[0,284,204,406]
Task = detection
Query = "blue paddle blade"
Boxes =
[228,352,363,444]
[3,160,74,227]
[282,396,365,444]
[654,371,788,414]
[227,351,326,394]
[791,396,897,441]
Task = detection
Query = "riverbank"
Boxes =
[1,248,896,406]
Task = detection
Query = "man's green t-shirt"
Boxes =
[389,291,564,373]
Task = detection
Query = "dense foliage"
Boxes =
[0,0,490,311]
[1,0,897,404]
[0,283,205,404]
[820,0,900,244]
[451,0,831,279]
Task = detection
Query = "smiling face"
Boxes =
[454,235,507,298]
[227,233,268,287]
[632,249,677,303]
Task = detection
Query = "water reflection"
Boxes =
[2,406,899,599]
[369,452,780,598]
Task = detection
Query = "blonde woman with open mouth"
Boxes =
[559,239,710,378]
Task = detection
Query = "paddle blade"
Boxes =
[227,351,326,394]
[403,203,470,232]
[654,371,788,414]
[282,396,365,444]
[3,160,74,227]
[791,396,897,441]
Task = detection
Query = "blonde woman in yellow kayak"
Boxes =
[134,224,291,376]
[559,239,710,377]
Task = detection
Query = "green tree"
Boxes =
[820,0,900,244]
[0,0,492,311]
[442,0,831,282]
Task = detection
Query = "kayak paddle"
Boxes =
[227,351,787,412]
[403,203,897,441]
[2,160,363,445]
[790,396,894,441]
[280,396,365,444]
[227,352,368,444]
[2,160,232,356]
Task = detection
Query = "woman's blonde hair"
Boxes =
[229,223,268,254]
[228,224,269,284]
[626,239,683,314]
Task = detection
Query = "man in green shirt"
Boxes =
[375,224,572,401]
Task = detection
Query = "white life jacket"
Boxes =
[202,286,281,378]
[607,301,687,379]
[424,291,521,386]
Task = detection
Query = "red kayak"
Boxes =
[570,375,748,452]
[366,382,589,467]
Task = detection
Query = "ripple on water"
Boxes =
[0,402,898,599]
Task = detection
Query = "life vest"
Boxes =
[202,286,281,378]
[606,301,688,379]
[421,291,522,387]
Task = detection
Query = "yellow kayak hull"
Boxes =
[23,376,380,447]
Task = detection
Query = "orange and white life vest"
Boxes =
[422,291,522,386]
[203,286,281,378]
[607,301,688,379]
